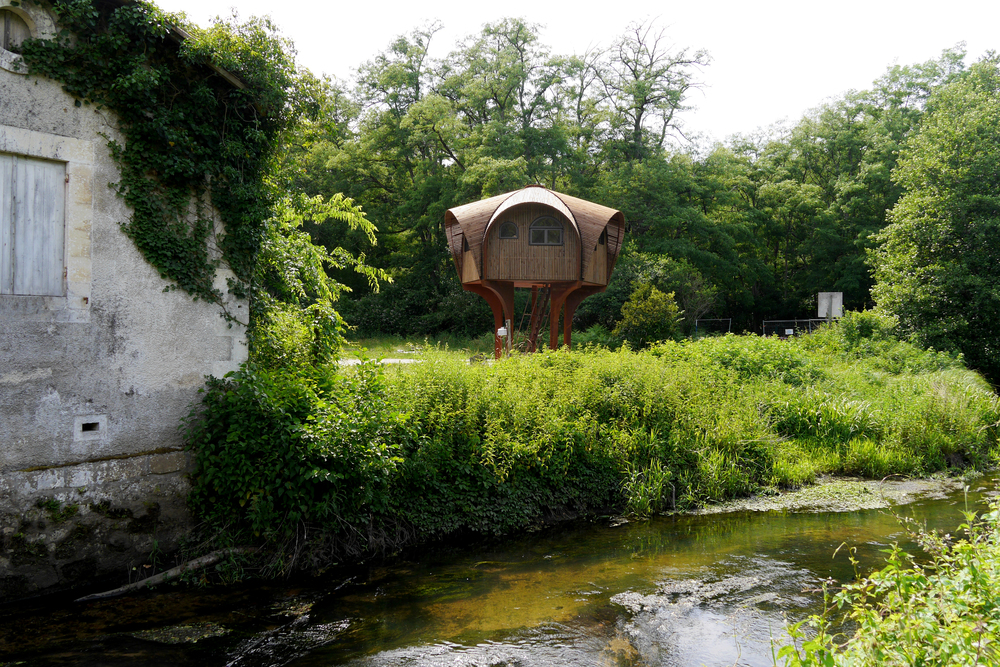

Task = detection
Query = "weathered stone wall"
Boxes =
[0,450,193,599]
[0,0,244,599]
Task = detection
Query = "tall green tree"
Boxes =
[596,21,709,160]
[778,47,966,311]
[704,47,967,322]
[872,57,1000,383]
[287,18,714,336]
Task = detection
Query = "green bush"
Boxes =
[780,500,1000,666]
[573,324,618,349]
[667,334,823,385]
[838,309,897,347]
[186,361,406,542]
[803,311,966,376]
[612,283,683,349]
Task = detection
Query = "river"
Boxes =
[1,474,993,666]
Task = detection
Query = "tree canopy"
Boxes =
[59,2,994,381]
[282,24,972,342]
[872,57,1000,383]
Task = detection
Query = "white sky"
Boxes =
[155,0,998,144]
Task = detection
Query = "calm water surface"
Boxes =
[2,476,995,666]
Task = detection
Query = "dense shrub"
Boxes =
[801,311,966,375]
[838,309,897,347]
[185,324,1000,571]
[612,283,683,348]
[650,334,823,385]
[780,500,1000,666]
[186,362,407,541]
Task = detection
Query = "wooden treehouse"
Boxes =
[446,185,625,358]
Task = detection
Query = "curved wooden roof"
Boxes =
[445,185,625,282]
[490,187,580,237]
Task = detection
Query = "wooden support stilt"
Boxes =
[563,285,606,350]
[463,283,506,359]
[547,284,579,350]
[481,280,516,359]
[465,282,605,356]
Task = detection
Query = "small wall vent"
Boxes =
[74,415,107,442]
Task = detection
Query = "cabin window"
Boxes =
[499,221,518,239]
[528,216,563,246]
[0,153,66,296]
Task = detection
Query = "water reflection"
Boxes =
[1,477,993,667]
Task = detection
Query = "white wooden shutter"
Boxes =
[0,154,65,296]
[0,154,12,294]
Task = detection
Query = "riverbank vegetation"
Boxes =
[780,498,1000,666]
[11,5,999,661]
[185,313,999,573]
[39,0,998,651]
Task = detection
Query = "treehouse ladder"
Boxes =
[516,286,551,352]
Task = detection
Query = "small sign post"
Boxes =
[817,292,844,323]
[497,320,512,357]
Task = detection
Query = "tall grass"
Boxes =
[186,319,999,569]
[343,332,495,359]
[382,336,997,516]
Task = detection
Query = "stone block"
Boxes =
[31,470,62,492]
[66,468,94,488]
[149,451,187,475]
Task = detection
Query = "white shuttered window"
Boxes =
[0,153,66,296]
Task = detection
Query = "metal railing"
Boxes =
[761,319,834,337]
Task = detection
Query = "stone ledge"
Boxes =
[0,450,192,508]
[0,450,194,601]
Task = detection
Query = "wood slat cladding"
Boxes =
[461,249,480,282]
[485,204,580,282]
[445,192,508,278]
[551,191,625,270]
[446,186,625,286]
[582,241,607,284]
[489,187,579,239]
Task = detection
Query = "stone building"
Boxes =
[0,0,246,598]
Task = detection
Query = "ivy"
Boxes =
[20,0,295,319]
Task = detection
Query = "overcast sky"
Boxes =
[155,0,998,143]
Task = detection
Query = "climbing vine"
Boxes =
[20,0,295,319]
